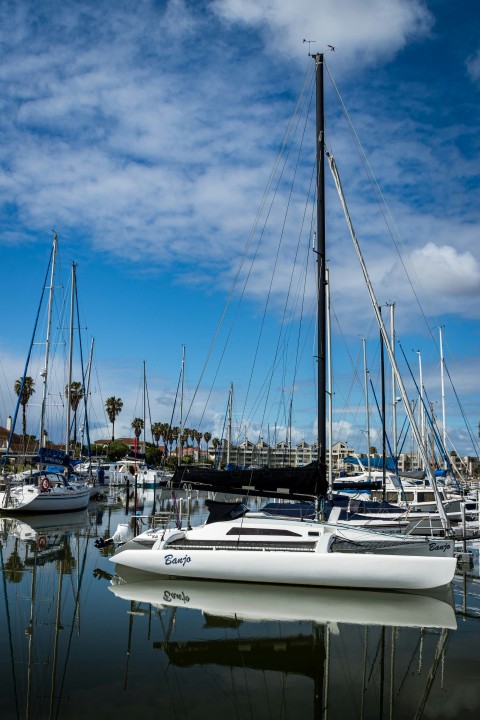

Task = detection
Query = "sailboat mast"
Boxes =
[227,382,233,467]
[326,267,333,494]
[439,326,447,469]
[327,154,451,531]
[314,52,326,480]
[179,345,185,467]
[143,360,147,457]
[40,232,57,449]
[65,262,76,456]
[362,338,372,479]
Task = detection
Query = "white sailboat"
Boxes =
[110,53,457,591]
[0,243,92,514]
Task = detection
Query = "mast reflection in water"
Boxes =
[1,494,480,720]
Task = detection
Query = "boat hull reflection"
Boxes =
[109,571,456,629]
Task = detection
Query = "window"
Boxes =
[226,527,302,537]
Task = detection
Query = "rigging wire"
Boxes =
[238,70,316,437]
[183,60,315,433]
[325,60,476,456]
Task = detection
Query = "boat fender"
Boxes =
[40,477,50,492]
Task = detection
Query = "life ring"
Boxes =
[38,535,47,549]
[40,477,50,492]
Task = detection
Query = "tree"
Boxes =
[5,539,24,583]
[369,446,378,456]
[203,431,212,460]
[131,417,144,455]
[14,376,35,454]
[158,422,170,461]
[106,441,129,461]
[194,430,203,461]
[151,422,162,446]
[170,426,179,456]
[65,381,84,453]
[145,443,162,467]
[212,437,220,463]
[105,397,123,441]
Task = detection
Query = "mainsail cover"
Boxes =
[171,462,327,500]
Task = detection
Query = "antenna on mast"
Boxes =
[303,38,315,56]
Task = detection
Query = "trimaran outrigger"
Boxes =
[110,53,457,591]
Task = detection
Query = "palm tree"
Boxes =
[158,422,170,460]
[65,381,84,454]
[5,539,24,583]
[151,422,162,447]
[14,376,35,454]
[131,417,144,455]
[212,437,220,464]
[180,429,190,462]
[105,396,123,441]
[203,431,212,461]
[170,426,179,458]
[194,430,203,462]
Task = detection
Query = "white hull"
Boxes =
[0,481,91,514]
[112,544,455,591]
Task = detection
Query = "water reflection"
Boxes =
[1,498,479,720]
[0,510,95,720]
[109,571,457,630]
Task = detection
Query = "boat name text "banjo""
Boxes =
[164,554,191,567]
[163,590,190,604]
[428,542,451,553]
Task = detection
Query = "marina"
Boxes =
[0,5,479,720]
[1,488,480,719]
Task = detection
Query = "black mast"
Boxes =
[315,53,326,492]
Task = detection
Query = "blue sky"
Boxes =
[0,0,478,460]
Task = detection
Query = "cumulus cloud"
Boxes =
[0,1,478,453]
[408,242,480,314]
[212,0,433,63]
[466,48,480,83]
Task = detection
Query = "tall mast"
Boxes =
[82,337,95,458]
[314,52,326,483]
[40,232,58,449]
[439,326,447,469]
[326,267,333,493]
[388,302,398,458]
[227,382,233,467]
[417,351,425,470]
[362,338,371,479]
[328,154,451,531]
[65,262,76,455]
[380,306,386,500]
[143,360,147,456]
[178,344,185,467]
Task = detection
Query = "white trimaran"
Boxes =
[110,53,457,591]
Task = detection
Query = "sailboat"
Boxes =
[0,239,93,514]
[110,53,457,591]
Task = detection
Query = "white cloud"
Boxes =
[466,48,480,83]
[212,0,433,64]
[0,1,478,457]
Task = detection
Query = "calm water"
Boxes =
[1,487,479,720]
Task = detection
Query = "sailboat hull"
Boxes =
[111,544,456,591]
[0,484,91,513]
